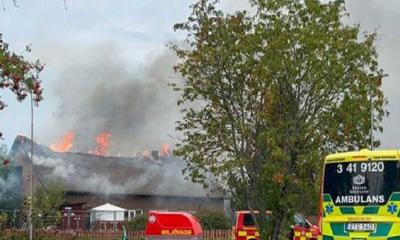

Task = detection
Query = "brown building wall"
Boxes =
[61,203,89,230]
[61,192,225,230]
[65,192,224,213]
[13,151,41,197]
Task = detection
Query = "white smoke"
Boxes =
[32,154,208,197]
[0,171,20,204]
[43,44,181,156]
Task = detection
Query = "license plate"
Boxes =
[345,223,375,232]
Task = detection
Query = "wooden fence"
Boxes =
[1,229,231,239]
[203,229,231,239]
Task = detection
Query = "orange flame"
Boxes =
[93,132,111,156]
[50,132,75,152]
[160,143,170,157]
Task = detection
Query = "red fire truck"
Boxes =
[145,210,203,240]
[289,214,319,240]
[232,211,318,240]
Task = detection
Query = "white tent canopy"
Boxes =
[91,203,126,212]
[91,203,126,222]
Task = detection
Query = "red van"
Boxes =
[145,211,203,240]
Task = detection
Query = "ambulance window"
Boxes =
[244,214,255,226]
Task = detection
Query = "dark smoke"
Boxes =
[51,44,180,155]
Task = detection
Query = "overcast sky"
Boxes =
[0,0,399,153]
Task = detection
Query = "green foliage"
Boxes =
[0,34,44,137]
[0,236,28,240]
[126,215,147,231]
[29,181,65,229]
[172,0,387,240]
[36,237,58,240]
[0,212,8,231]
[195,210,231,230]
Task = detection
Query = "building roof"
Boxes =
[91,203,126,211]
[9,135,223,198]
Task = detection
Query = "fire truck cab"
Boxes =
[232,211,260,240]
[145,210,203,240]
[232,211,318,240]
[289,213,319,240]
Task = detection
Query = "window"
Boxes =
[244,214,255,226]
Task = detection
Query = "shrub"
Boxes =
[0,212,8,231]
[195,210,231,230]
[36,237,58,240]
[127,214,147,231]
[0,235,28,240]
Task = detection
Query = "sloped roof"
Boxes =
[9,135,223,198]
[92,203,126,211]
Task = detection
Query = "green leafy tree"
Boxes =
[29,181,65,229]
[0,34,43,138]
[171,0,387,239]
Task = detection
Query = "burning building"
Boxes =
[8,135,225,229]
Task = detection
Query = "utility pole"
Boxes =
[29,92,34,240]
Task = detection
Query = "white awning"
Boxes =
[91,203,126,211]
